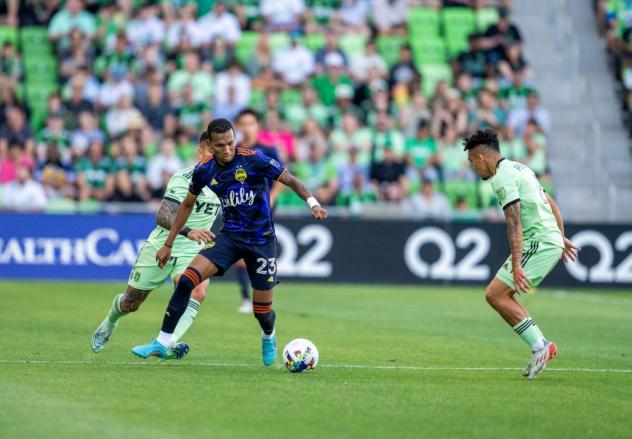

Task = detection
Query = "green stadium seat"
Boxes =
[446,36,470,58]
[442,7,476,40]
[248,89,266,112]
[78,200,103,213]
[269,33,290,54]
[26,83,58,112]
[24,56,58,83]
[442,180,479,209]
[339,34,367,58]
[0,25,18,46]
[476,8,499,31]
[419,63,453,97]
[44,198,76,214]
[411,37,446,67]
[376,35,407,67]
[478,179,497,208]
[20,26,52,56]
[407,8,440,37]
[235,31,259,66]
[303,33,326,52]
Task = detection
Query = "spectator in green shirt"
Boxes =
[521,118,547,177]
[0,41,21,90]
[112,136,150,202]
[175,84,212,138]
[406,120,438,171]
[338,171,378,216]
[75,140,115,201]
[167,50,213,103]
[499,69,534,112]
[311,52,352,107]
[49,0,97,52]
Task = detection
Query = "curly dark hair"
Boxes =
[462,128,500,152]
[206,118,234,139]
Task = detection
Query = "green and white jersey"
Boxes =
[146,167,221,257]
[491,159,563,248]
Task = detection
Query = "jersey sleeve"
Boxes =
[254,150,285,181]
[492,166,520,209]
[163,173,189,203]
[188,161,209,196]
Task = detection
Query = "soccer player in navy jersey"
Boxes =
[132,118,327,365]
[232,108,285,313]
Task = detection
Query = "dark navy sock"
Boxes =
[236,266,250,300]
[161,267,201,333]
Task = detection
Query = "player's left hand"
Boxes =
[187,229,215,244]
[562,237,580,263]
[311,206,328,220]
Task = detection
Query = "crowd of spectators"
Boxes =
[0,0,551,221]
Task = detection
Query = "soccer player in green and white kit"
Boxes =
[91,132,221,357]
[463,129,580,379]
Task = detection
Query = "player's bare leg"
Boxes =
[253,288,277,366]
[485,277,556,379]
[92,286,151,352]
[132,255,218,359]
[235,258,252,313]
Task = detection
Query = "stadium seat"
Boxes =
[411,37,446,67]
[26,82,58,112]
[20,26,52,56]
[303,33,326,52]
[248,88,266,112]
[339,34,367,58]
[407,8,440,37]
[235,31,259,66]
[24,56,58,83]
[442,180,480,209]
[442,8,476,58]
[0,25,18,46]
[44,197,76,214]
[377,35,408,67]
[269,33,290,54]
[419,63,453,97]
[476,8,499,31]
[478,179,497,208]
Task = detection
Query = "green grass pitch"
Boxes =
[0,280,631,438]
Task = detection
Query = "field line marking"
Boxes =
[0,359,630,374]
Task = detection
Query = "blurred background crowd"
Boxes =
[0,0,552,221]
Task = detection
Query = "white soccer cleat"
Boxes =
[526,341,558,380]
[91,317,117,353]
[238,299,253,314]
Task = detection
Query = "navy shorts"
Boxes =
[199,234,278,291]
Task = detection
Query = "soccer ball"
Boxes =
[283,338,319,373]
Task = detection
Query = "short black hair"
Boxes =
[199,131,209,143]
[235,108,260,123]
[206,118,234,139]
[462,128,500,152]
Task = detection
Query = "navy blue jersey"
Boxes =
[240,143,283,190]
[189,148,286,244]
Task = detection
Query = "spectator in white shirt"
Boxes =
[126,4,165,49]
[261,0,305,31]
[105,95,146,137]
[2,165,47,211]
[350,39,387,82]
[97,66,134,110]
[215,61,251,109]
[508,91,551,136]
[338,0,370,33]
[147,137,183,196]
[272,35,315,86]
[199,1,242,46]
[166,3,206,51]
[403,179,452,221]
[372,0,408,35]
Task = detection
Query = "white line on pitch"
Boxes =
[0,359,630,374]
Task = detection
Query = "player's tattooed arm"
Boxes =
[546,194,580,263]
[504,202,530,293]
[277,170,328,220]
[155,198,180,230]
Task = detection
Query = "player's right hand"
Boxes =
[512,265,531,294]
[187,230,215,244]
[156,245,172,269]
[311,206,328,220]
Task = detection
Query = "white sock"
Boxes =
[156,330,172,347]
[262,328,275,340]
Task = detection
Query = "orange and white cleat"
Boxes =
[526,341,558,380]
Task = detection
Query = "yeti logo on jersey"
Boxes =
[496,187,506,204]
[220,187,256,207]
[235,167,247,184]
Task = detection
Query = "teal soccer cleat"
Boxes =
[131,339,190,360]
[91,317,117,353]
[261,332,277,366]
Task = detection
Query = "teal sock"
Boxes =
[106,293,127,325]
[512,317,545,351]
[172,299,200,344]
